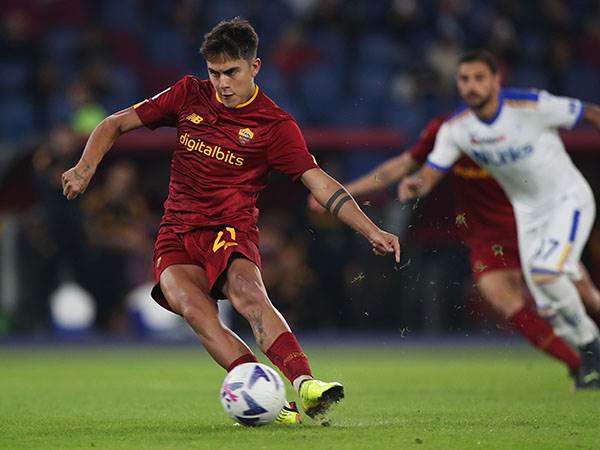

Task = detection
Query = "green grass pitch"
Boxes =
[1,342,599,449]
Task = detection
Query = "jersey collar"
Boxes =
[215,85,260,109]
[477,90,504,126]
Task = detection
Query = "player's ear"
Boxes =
[493,72,501,90]
[250,58,261,78]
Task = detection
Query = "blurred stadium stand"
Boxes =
[1,0,599,338]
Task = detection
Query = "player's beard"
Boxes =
[464,91,492,110]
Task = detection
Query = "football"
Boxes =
[220,362,286,426]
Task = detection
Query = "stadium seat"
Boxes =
[509,65,550,91]
[307,29,348,66]
[341,149,391,183]
[562,63,600,104]
[145,28,189,68]
[0,60,30,93]
[383,99,426,141]
[0,96,36,141]
[330,98,376,126]
[43,28,82,63]
[98,0,140,28]
[102,64,141,113]
[205,0,250,27]
[357,33,403,69]
[351,66,394,106]
[297,64,343,125]
[256,65,288,105]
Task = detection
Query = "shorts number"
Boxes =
[534,238,560,261]
[213,227,238,253]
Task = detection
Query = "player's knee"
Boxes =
[174,294,204,324]
[478,272,524,317]
[226,274,269,315]
[163,286,206,321]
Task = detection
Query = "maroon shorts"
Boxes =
[466,236,521,281]
[151,225,261,312]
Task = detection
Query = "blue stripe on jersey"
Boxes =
[502,88,540,102]
[569,209,581,243]
[479,91,504,125]
[531,268,562,276]
[573,102,585,128]
[426,158,452,172]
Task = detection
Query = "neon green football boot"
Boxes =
[274,401,302,424]
[299,379,344,418]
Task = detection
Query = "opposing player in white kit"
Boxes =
[399,50,600,389]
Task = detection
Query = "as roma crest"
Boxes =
[238,128,254,144]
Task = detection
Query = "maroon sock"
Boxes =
[509,306,581,369]
[265,331,313,383]
[227,353,258,372]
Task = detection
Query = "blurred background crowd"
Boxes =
[1,0,599,339]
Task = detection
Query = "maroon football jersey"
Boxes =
[134,75,319,234]
[409,114,518,243]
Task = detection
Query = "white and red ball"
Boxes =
[220,362,286,426]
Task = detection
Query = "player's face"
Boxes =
[207,57,261,108]
[456,61,500,110]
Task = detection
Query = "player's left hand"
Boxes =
[369,229,400,263]
[397,175,421,203]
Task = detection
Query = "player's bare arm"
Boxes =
[582,103,600,131]
[397,164,446,203]
[302,167,400,262]
[308,152,418,212]
[62,107,144,200]
[345,152,418,197]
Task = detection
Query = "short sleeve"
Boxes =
[133,76,191,129]
[536,90,585,130]
[409,116,446,163]
[267,120,319,181]
[426,122,462,172]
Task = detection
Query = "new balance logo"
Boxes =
[186,113,204,124]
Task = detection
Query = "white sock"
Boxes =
[292,375,313,393]
[539,277,599,345]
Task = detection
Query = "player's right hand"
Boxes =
[369,229,401,263]
[397,176,422,203]
[61,165,92,200]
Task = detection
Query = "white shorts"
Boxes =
[516,185,596,309]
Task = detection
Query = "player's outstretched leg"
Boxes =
[161,265,305,422]
[531,272,600,389]
[478,270,582,373]
[223,258,344,420]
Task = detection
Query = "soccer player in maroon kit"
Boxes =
[61,18,400,423]
[310,114,600,387]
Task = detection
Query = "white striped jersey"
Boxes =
[427,89,587,214]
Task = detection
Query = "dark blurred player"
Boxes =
[62,18,400,423]
[311,113,600,381]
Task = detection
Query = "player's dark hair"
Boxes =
[200,17,259,61]
[458,50,498,74]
